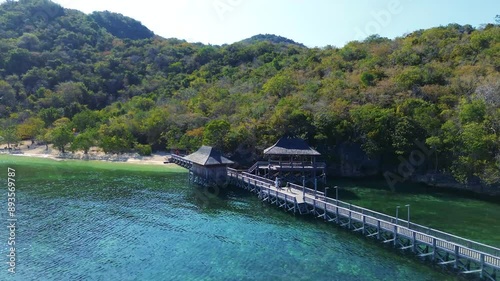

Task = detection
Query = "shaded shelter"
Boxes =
[184,146,234,186]
[251,136,326,192]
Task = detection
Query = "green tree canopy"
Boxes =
[71,129,96,154]
[203,119,230,151]
[0,126,20,148]
[16,117,45,141]
[49,124,74,153]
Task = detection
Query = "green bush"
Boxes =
[135,143,152,156]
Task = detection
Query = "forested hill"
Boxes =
[0,0,499,187]
[89,11,155,40]
[239,34,307,48]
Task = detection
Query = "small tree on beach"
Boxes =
[70,130,96,154]
[1,127,20,148]
[50,125,74,153]
[16,117,45,144]
[36,128,50,150]
[98,120,134,154]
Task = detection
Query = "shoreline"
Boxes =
[0,142,181,169]
[5,152,172,166]
[0,153,185,172]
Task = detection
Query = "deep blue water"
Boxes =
[0,160,457,280]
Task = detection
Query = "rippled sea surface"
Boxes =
[0,157,457,281]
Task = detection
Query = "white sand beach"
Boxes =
[1,141,174,166]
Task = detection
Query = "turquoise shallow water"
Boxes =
[0,158,457,280]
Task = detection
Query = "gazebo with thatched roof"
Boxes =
[184,146,234,187]
[264,137,321,158]
[252,136,326,191]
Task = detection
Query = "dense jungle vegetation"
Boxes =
[0,0,499,187]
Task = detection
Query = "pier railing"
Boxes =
[241,172,276,186]
[311,193,500,258]
[303,195,500,270]
[227,168,298,205]
[288,182,325,197]
[247,161,266,173]
[246,161,327,171]
[406,222,500,258]
[270,160,327,169]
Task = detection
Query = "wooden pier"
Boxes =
[169,153,500,280]
[168,154,192,168]
[226,167,500,280]
[168,148,233,187]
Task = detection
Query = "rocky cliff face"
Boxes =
[329,143,500,195]
[412,173,500,195]
[330,143,381,177]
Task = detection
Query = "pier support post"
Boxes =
[393,225,398,247]
[412,231,416,253]
[302,176,305,201]
[377,221,381,240]
[324,201,327,220]
[362,215,366,235]
[432,238,436,261]
[454,245,459,269]
[348,208,352,230]
[480,253,485,279]
[314,178,317,199]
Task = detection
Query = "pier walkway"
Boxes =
[169,154,499,280]
[226,168,499,280]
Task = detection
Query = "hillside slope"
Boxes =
[0,0,499,187]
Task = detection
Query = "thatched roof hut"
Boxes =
[264,137,321,157]
[184,146,234,166]
[184,146,233,186]
[260,137,325,188]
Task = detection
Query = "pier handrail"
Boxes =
[246,161,327,172]
[269,161,327,169]
[170,154,188,162]
[314,193,500,257]
[241,172,276,185]
[288,182,325,197]
[228,169,296,204]
[406,222,500,256]
[247,161,267,173]
[228,168,275,187]
[304,196,500,265]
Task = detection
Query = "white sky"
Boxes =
[7,0,500,47]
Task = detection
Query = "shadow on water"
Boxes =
[326,188,361,201]
[323,177,500,247]
[330,177,500,205]
[184,184,245,212]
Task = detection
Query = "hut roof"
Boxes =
[264,137,321,156]
[184,146,234,166]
